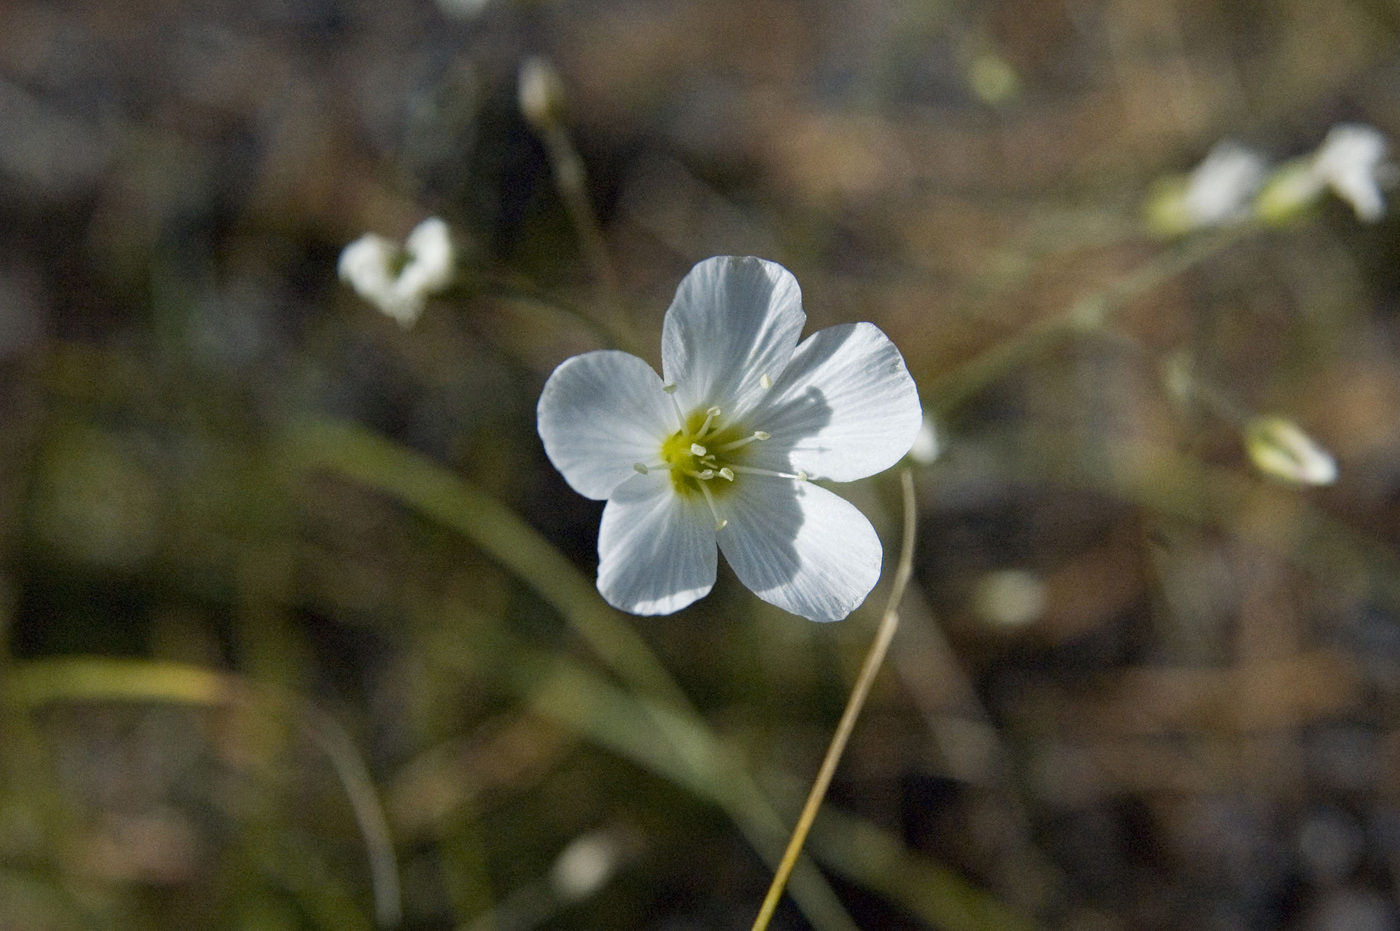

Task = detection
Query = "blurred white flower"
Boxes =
[337,217,456,327]
[1183,142,1268,227]
[537,256,922,621]
[1145,142,1267,235]
[971,568,1047,629]
[1244,416,1338,486]
[1258,124,1390,224]
[1312,123,1389,222]
[550,831,622,902]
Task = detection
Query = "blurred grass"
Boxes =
[3,0,1400,929]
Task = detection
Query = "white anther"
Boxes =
[754,431,770,441]
[633,463,649,474]
[662,384,678,394]
[696,469,715,480]
[760,374,773,389]
[719,468,735,481]
[715,518,728,530]
[698,408,720,436]
[690,443,707,457]
[796,471,808,482]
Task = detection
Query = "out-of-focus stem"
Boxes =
[925,224,1250,421]
[518,57,624,326]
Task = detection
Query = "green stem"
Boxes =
[925,225,1251,421]
[283,417,861,931]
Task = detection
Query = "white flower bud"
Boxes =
[1313,123,1388,222]
[1258,124,1389,224]
[550,831,620,902]
[907,413,941,465]
[1146,142,1267,235]
[519,57,566,130]
[1244,416,1338,486]
[971,569,1046,629]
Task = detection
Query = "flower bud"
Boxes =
[1145,142,1267,235]
[907,413,941,465]
[551,830,621,902]
[1244,415,1337,486]
[519,57,566,130]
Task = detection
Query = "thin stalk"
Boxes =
[749,468,918,931]
[538,122,621,309]
[924,224,1251,421]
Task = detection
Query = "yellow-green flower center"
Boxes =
[631,394,806,531]
[660,407,757,499]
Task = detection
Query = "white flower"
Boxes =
[1183,142,1268,227]
[338,217,456,327]
[536,256,922,621]
[1258,124,1390,224]
[1244,415,1338,486]
[1144,142,1267,235]
[1311,123,1388,222]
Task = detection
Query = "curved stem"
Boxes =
[749,468,918,931]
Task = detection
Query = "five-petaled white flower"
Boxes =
[537,256,922,621]
[338,217,457,327]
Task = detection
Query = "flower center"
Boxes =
[658,406,759,498]
[632,390,808,531]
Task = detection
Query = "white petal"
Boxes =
[537,351,679,500]
[339,235,398,299]
[400,217,457,295]
[718,479,882,622]
[748,323,922,482]
[597,473,717,615]
[661,256,805,416]
[339,233,426,326]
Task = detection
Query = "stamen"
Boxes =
[693,469,715,480]
[716,431,771,452]
[697,482,727,531]
[760,373,773,389]
[690,443,708,457]
[665,391,687,429]
[698,407,721,436]
[633,463,648,474]
[718,468,735,481]
[731,465,808,481]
